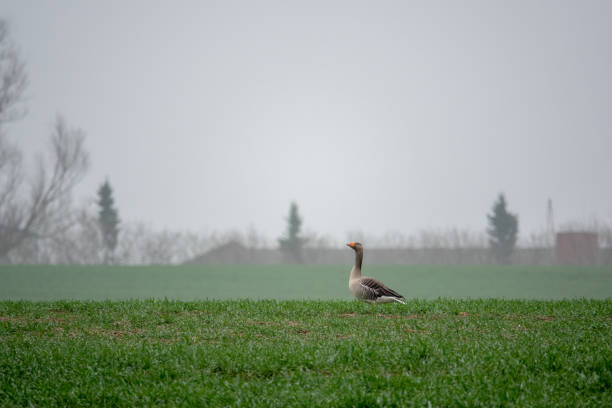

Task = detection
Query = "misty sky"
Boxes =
[3,1,611,242]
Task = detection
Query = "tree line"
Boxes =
[275,196,518,264]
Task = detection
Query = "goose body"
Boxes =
[347,242,406,304]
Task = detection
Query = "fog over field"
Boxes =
[2,0,611,242]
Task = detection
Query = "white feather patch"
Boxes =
[376,296,406,304]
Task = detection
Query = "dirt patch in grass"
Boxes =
[1,315,66,324]
[340,312,422,319]
[87,327,145,339]
[184,309,205,315]
[68,329,81,338]
[499,314,556,322]
[404,328,427,334]
[245,321,277,326]
[377,313,421,319]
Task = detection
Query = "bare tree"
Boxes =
[379,230,410,248]
[303,230,335,249]
[345,229,367,246]
[246,225,268,249]
[113,222,211,265]
[21,202,103,265]
[0,21,89,261]
[0,19,27,129]
[211,229,245,248]
[52,204,104,264]
[0,116,90,260]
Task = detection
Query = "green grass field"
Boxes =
[1,264,611,300]
[1,299,610,407]
[1,266,611,406]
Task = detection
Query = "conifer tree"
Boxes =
[278,202,307,263]
[97,180,120,264]
[487,193,518,264]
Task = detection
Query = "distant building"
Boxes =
[186,241,282,265]
[555,232,599,266]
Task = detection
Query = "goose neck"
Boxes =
[350,248,363,279]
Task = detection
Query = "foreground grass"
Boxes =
[2,264,611,300]
[1,299,611,407]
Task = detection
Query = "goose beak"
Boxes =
[346,242,355,248]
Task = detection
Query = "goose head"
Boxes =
[346,242,363,251]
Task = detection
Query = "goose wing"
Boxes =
[359,277,405,300]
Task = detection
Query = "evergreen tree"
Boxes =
[487,193,518,264]
[278,202,307,263]
[97,180,120,264]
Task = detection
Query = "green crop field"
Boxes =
[1,299,611,407]
[1,266,611,406]
[1,264,611,301]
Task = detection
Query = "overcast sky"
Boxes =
[3,0,611,242]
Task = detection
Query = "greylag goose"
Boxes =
[346,242,406,304]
